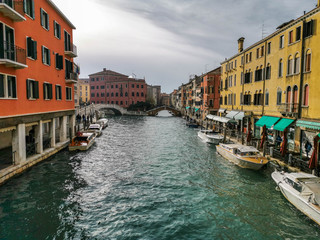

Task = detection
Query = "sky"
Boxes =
[53,0,317,93]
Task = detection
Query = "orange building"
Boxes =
[0,0,77,183]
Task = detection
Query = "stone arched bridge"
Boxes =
[146,106,181,116]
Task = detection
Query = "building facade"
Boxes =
[146,84,161,106]
[0,0,77,183]
[78,78,90,105]
[220,1,320,158]
[89,69,147,108]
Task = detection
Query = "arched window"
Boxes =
[266,63,271,80]
[141,92,144,97]
[279,59,283,77]
[111,92,114,97]
[277,88,282,105]
[293,85,298,112]
[287,55,293,75]
[294,52,300,74]
[125,92,128,97]
[286,86,292,104]
[224,95,227,105]
[305,49,312,72]
[303,84,309,106]
[265,89,269,106]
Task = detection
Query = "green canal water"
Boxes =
[1,113,320,239]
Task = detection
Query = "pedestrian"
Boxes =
[305,140,312,158]
[82,114,86,123]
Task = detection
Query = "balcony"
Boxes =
[0,0,25,21]
[65,43,77,58]
[0,41,27,69]
[65,72,78,84]
[278,103,299,118]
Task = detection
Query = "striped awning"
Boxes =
[0,126,16,133]
[296,120,320,130]
[226,111,239,119]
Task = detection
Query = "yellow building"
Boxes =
[220,0,320,157]
[78,78,90,104]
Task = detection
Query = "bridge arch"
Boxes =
[94,104,128,116]
[146,106,181,116]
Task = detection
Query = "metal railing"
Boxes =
[0,0,24,15]
[277,103,299,114]
[26,142,37,158]
[66,72,78,81]
[0,41,26,65]
[65,43,77,56]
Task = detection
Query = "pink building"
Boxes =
[89,69,147,108]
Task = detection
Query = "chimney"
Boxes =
[103,68,106,71]
[238,37,245,53]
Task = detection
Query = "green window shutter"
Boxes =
[41,46,44,63]
[49,84,52,99]
[40,8,43,27]
[34,81,39,99]
[33,40,37,60]
[43,83,46,99]
[55,85,58,100]
[47,13,49,30]
[26,79,30,99]
[0,75,4,98]
[48,49,51,65]
[27,37,32,57]
[55,53,58,68]
[31,0,35,19]
[59,86,62,100]
[23,0,27,13]
[12,77,16,98]
[60,55,63,69]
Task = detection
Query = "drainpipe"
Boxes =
[298,20,306,119]
[262,40,268,116]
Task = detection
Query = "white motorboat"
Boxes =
[69,132,96,151]
[96,118,109,129]
[216,143,269,170]
[272,170,320,225]
[197,129,223,144]
[87,123,103,137]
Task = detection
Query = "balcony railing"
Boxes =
[278,103,299,117]
[0,41,27,68]
[65,43,77,57]
[65,72,78,83]
[0,0,25,21]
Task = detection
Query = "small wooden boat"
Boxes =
[216,143,268,170]
[272,170,320,225]
[96,118,109,129]
[186,120,199,128]
[197,129,223,144]
[69,132,96,151]
[87,124,103,137]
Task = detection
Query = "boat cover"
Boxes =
[300,179,320,205]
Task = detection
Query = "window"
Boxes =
[279,59,283,77]
[65,59,73,79]
[111,92,114,97]
[244,72,252,84]
[101,93,105,97]
[220,96,222,105]
[265,90,269,106]
[280,35,284,48]
[288,31,293,44]
[287,55,293,75]
[101,85,105,89]
[91,93,94,97]
[305,50,311,72]
[55,53,63,70]
[303,84,309,106]
[276,88,282,105]
[66,87,72,100]
[266,64,271,80]
[141,92,144,97]
[96,86,99,89]
[294,53,300,74]
[296,26,301,41]
[304,20,314,38]
[137,85,139,88]
[97,93,99,97]
[64,31,71,51]
[267,42,271,54]
[141,85,144,88]
[240,93,243,105]
[24,0,35,19]
[255,68,263,82]
[54,21,61,39]
[91,86,94,90]
[256,48,259,58]
[254,91,263,106]
[91,78,95,82]
[235,60,237,68]
[111,85,113,89]
[261,46,264,57]
[26,79,39,99]
[234,74,236,86]
[40,8,49,30]
[132,92,135,97]
[26,37,37,60]
[224,96,227,105]
[125,92,128,97]
[115,92,118,97]
[107,93,109,97]
[0,74,16,99]
[55,85,62,100]
[132,84,134,88]
[244,93,251,105]
[115,84,118,88]
[42,46,50,65]
[43,83,52,100]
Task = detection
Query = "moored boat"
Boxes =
[216,143,268,170]
[87,123,103,137]
[69,132,96,151]
[197,129,223,144]
[272,170,320,225]
[96,118,109,129]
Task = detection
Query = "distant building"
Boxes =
[160,93,170,106]
[89,69,147,108]
[146,85,161,106]
[78,78,90,104]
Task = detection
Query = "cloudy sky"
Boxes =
[53,0,316,93]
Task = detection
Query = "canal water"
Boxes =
[1,113,320,239]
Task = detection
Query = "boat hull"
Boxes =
[272,171,320,225]
[216,145,266,170]
[69,139,95,151]
[198,131,223,144]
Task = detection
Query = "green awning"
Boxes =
[195,108,200,112]
[273,118,294,131]
[296,120,320,130]
[186,106,190,109]
[255,116,280,128]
